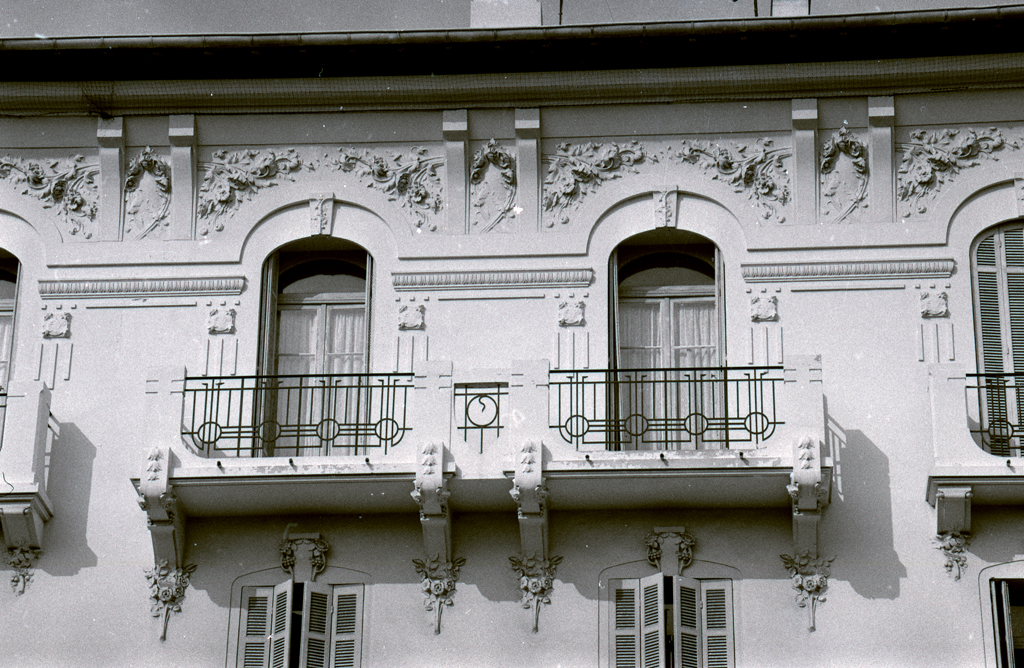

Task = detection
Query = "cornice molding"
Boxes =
[39,277,246,299]
[393,269,593,291]
[741,260,954,283]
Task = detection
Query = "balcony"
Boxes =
[181,373,413,458]
[927,365,1024,534]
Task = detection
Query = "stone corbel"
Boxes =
[645,527,696,575]
[510,440,548,559]
[934,485,972,580]
[309,192,335,236]
[787,435,829,558]
[138,446,186,570]
[280,524,330,583]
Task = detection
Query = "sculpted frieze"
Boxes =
[542,141,648,228]
[470,139,517,233]
[124,147,172,240]
[897,127,1018,218]
[197,148,304,235]
[670,137,791,224]
[330,146,443,232]
[0,153,99,239]
[820,127,868,224]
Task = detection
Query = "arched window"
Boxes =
[973,222,1024,455]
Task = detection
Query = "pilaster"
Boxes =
[868,97,895,223]
[515,109,541,231]
[96,117,125,241]
[792,99,818,225]
[167,115,196,239]
[443,110,469,234]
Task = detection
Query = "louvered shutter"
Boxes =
[269,581,293,668]
[611,579,641,668]
[639,573,665,668]
[700,580,734,668]
[330,584,363,668]
[238,587,273,668]
[300,581,332,668]
[673,576,701,668]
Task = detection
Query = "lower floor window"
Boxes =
[611,574,734,668]
[994,579,1024,668]
[238,580,363,668]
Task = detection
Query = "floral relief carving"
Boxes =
[413,554,466,634]
[920,291,949,318]
[207,308,236,334]
[670,138,791,224]
[6,546,40,595]
[934,532,971,581]
[542,141,648,227]
[123,147,172,240]
[280,535,330,581]
[509,554,563,633]
[780,552,834,632]
[750,295,778,322]
[42,312,71,338]
[197,148,304,235]
[897,127,1017,218]
[820,127,868,223]
[398,304,425,331]
[645,530,696,574]
[558,301,585,327]
[330,146,443,231]
[470,139,517,232]
[0,154,99,239]
[145,560,197,641]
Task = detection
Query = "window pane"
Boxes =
[671,298,717,368]
[619,301,661,368]
[325,305,366,374]
[277,309,318,375]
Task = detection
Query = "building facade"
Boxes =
[4,4,1024,667]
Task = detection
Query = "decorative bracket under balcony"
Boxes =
[138,446,186,570]
[510,440,548,559]
[411,441,451,563]
[788,435,831,559]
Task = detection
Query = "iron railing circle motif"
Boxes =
[744,411,771,436]
[683,412,709,436]
[375,417,401,442]
[466,393,499,428]
[316,418,342,442]
[564,415,590,439]
[256,420,282,443]
[196,421,223,445]
[623,413,649,437]
[989,418,1014,440]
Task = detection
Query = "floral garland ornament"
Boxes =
[197,148,304,235]
[819,126,868,224]
[0,154,99,239]
[780,552,834,632]
[897,127,1016,218]
[330,146,443,231]
[470,139,517,232]
[670,138,791,224]
[644,530,695,573]
[933,532,971,581]
[6,545,40,596]
[542,141,648,227]
[145,560,197,641]
[412,554,466,634]
[508,554,563,633]
[123,146,172,240]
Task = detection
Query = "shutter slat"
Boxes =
[334,639,356,668]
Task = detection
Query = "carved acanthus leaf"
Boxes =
[820,127,868,224]
[543,141,649,227]
[124,147,172,240]
[670,138,791,224]
[197,148,304,233]
[897,127,1017,217]
[330,146,443,231]
[0,154,99,239]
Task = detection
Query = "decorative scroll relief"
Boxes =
[542,141,648,228]
[0,154,99,239]
[471,139,517,233]
[330,146,443,232]
[670,138,791,224]
[897,127,1019,218]
[124,147,172,240]
[145,560,197,641]
[197,148,304,235]
[820,127,868,224]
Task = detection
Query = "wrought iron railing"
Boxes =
[182,373,413,457]
[967,372,1024,457]
[549,367,784,450]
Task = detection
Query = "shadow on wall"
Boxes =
[966,507,1024,566]
[36,422,98,576]
[824,400,906,599]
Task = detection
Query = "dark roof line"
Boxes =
[3,3,1024,51]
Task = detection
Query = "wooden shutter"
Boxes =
[611,578,641,668]
[673,576,701,668]
[330,584,363,668]
[700,580,734,668]
[639,573,665,668]
[269,581,293,668]
[300,581,333,668]
[238,587,273,668]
